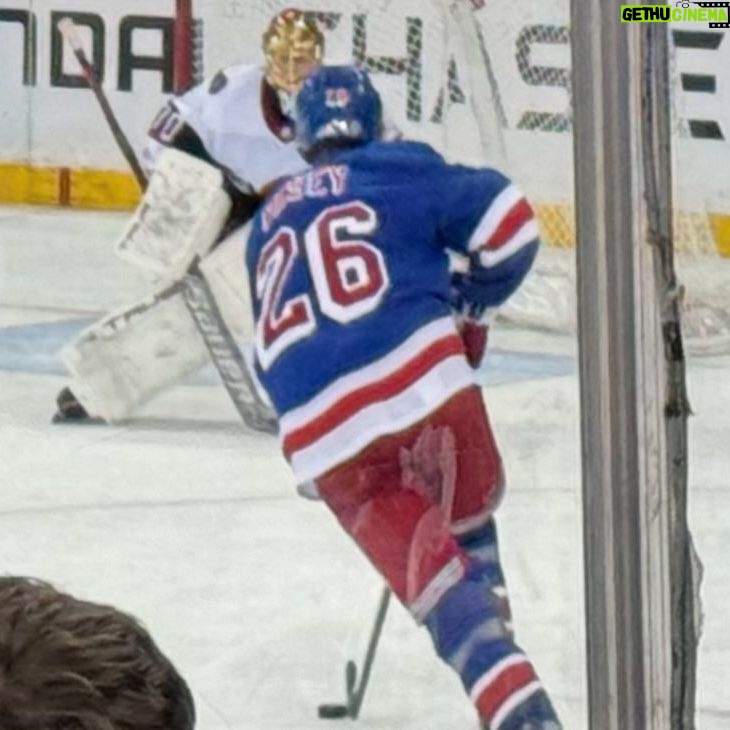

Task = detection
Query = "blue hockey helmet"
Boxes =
[294,65,383,154]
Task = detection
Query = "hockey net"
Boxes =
[176,0,730,355]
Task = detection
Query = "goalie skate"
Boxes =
[51,386,104,425]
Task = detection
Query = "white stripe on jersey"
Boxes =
[476,218,540,268]
[280,317,458,433]
[466,184,525,253]
[492,681,543,730]
[287,354,475,483]
[469,653,529,702]
[410,556,466,624]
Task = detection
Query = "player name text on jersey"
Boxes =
[262,165,349,232]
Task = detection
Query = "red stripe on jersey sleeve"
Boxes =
[484,198,535,251]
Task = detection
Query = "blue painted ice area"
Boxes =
[0,318,575,385]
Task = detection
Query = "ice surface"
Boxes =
[0,206,727,728]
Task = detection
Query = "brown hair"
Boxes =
[0,577,195,730]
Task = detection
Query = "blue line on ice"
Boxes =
[0,319,575,385]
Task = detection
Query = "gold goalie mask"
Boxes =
[262,9,324,94]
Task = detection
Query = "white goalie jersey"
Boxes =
[141,64,309,192]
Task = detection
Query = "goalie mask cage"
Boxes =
[174,0,730,357]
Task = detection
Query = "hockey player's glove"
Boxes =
[450,247,529,315]
[459,319,488,370]
[450,266,493,369]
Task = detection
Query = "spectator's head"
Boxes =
[294,65,383,160]
[0,576,195,730]
[262,9,324,94]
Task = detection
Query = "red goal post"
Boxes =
[173,0,194,93]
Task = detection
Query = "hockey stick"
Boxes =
[58,17,276,434]
[58,18,147,189]
[317,586,392,720]
[181,263,277,433]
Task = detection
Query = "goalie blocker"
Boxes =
[58,149,275,432]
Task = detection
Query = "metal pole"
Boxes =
[572,3,651,728]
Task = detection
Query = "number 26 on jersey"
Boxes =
[255,201,390,370]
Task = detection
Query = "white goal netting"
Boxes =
[186,0,730,354]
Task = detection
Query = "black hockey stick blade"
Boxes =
[344,586,392,719]
[316,703,349,719]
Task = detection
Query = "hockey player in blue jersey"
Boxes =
[245,65,562,730]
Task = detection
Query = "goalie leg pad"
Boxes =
[198,223,255,343]
[61,283,210,422]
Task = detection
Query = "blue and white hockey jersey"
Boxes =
[245,141,539,483]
